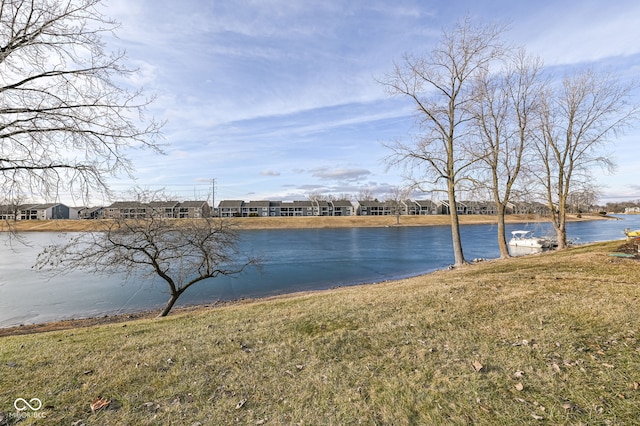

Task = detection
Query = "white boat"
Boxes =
[508,230,554,249]
[509,245,544,257]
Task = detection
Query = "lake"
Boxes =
[1,215,639,327]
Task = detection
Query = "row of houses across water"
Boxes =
[217,199,553,217]
[0,201,211,221]
[1,199,554,221]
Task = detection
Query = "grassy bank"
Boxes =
[1,241,639,424]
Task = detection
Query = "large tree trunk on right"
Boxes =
[555,225,567,249]
[554,206,568,249]
[496,205,510,258]
[550,197,568,249]
[448,185,466,267]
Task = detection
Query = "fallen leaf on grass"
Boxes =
[514,370,525,378]
[531,414,544,420]
[472,361,483,372]
[515,383,524,391]
[235,398,247,409]
[90,397,110,413]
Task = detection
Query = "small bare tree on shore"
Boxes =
[385,186,411,225]
[35,215,258,317]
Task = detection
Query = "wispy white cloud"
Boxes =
[94,0,640,204]
[310,167,372,182]
[511,1,640,65]
[105,0,428,127]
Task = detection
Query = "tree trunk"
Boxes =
[555,205,568,249]
[556,224,567,249]
[496,205,510,258]
[551,197,568,249]
[448,185,466,266]
[159,293,181,317]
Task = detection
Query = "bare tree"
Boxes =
[0,0,162,204]
[564,184,602,215]
[385,186,410,225]
[381,18,506,266]
[336,193,355,202]
[471,50,543,257]
[0,192,30,222]
[35,214,258,317]
[307,192,334,202]
[357,188,375,202]
[534,69,638,248]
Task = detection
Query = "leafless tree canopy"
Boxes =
[383,16,639,259]
[470,50,544,257]
[535,68,638,247]
[382,19,506,188]
[380,18,506,266]
[35,215,258,316]
[0,0,162,203]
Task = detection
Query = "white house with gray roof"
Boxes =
[0,203,71,220]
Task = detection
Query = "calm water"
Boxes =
[1,215,639,327]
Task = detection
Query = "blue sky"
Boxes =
[100,0,640,205]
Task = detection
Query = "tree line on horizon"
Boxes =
[604,200,640,213]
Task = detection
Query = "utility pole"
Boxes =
[211,178,216,217]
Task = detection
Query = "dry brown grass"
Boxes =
[1,241,638,425]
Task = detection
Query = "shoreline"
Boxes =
[0,213,618,337]
[0,283,399,337]
[0,212,612,233]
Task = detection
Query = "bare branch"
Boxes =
[469,49,544,257]
[36,211,258,317]
[0,0,164,204]
[534,68,639,247]
[380,17,507,266]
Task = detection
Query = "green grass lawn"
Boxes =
[1,241,639,425]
